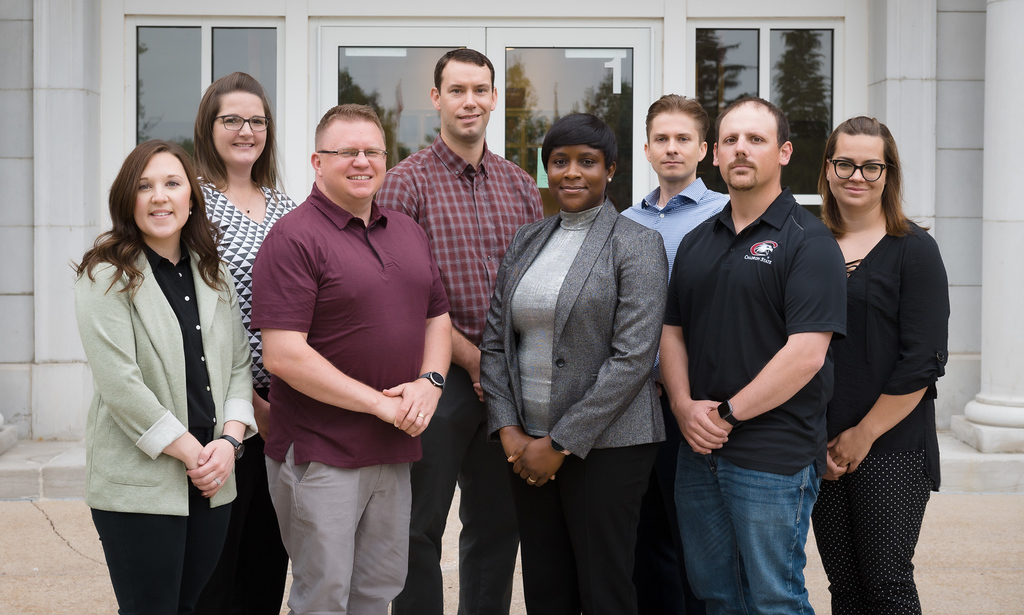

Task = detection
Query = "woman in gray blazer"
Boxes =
[75,140,256,615]
[480,114,668,615]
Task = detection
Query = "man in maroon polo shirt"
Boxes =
[378,48,542,615]
[251,104,451,615]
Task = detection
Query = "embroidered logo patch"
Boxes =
[745,240,778,264]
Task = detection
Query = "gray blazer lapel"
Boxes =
[505,216,561,295]
[500,216,559,415]
[553,201,617,341]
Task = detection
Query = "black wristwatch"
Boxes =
[716,400,742,427]
[220,434,245,460]
[420,372,446,390]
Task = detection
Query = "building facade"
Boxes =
[1,0,1020,460]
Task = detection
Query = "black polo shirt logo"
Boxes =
[746,240,778,264]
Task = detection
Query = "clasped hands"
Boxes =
[823,424,874,480]
[674,398,732,454]
[499,426,564,487]
[185,438,237,499]
[381,377,443,437]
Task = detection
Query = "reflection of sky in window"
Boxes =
[338,47,449,149]
[137,27,200,144]
[213,28,277,114]
[707,30,758,101]
[770,30,833,110]
[504,48,633,114]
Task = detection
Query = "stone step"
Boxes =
[1,432,1023,500]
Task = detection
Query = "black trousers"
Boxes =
[511,443,658,615]
[92,484,231,615]
[192,430,289,614]
[392,365,520,615]
[812,450,933,615]
[633,393,706,615]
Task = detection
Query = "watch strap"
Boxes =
[717,399,742,427]
[219,434,244,459]
[419,372,445,389]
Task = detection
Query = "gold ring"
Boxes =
[418,413,426,418]
[527,477,537,484]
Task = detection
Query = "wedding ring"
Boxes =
[214,477,222,486]
[418,413,426,418]
[527,477,537,484]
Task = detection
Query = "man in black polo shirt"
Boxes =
[660,96,845,615]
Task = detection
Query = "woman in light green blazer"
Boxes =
[74,140,256,615]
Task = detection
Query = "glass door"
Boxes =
[319,25,653,212]
[487,28,652,213]
[319,27,486,170]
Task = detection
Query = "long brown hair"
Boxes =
[193,72,280,191]
[819,116,913,238]
[76,140,225,295]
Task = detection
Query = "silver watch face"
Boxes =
[422,372,445,388]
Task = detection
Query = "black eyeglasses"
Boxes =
[216,115,269,132]
[829,159,887,182]
[316,149,388,160]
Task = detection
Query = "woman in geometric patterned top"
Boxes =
[191,71,296,615]
[811,116,949,615]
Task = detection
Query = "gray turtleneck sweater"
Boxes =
[510,204,603,436]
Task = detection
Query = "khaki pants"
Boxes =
[267,444,411,615]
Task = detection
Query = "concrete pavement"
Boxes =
[2,436,1023,614]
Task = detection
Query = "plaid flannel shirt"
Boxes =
[378,136,543,345]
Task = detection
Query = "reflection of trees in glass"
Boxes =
[136,40,162,145]
[136,33,194,155]
[337,69,410,167]
[772,30,832,194]
[574,72,634,211]
[504,55,550,183]
[695,30,747,121]
[694,30,756,192]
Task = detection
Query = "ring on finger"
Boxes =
[214,477,222,486]
[527,477,537,484]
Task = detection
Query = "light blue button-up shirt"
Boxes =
[621,177,729,279]
[621,177,728,380]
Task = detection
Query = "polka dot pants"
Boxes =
[811,450,933,615]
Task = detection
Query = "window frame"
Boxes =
[686,17,848,206]
[124,16,287,157]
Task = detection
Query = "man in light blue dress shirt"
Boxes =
[623,95,727,615]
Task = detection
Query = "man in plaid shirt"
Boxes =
[379,49,543,615]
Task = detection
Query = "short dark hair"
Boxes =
[434,49,495,91]
[315,104,385,149]
[193,72,279,191]
[645,94,710,142]
[541,113,617,170]
[715,96,790,146]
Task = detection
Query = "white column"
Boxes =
[31,0,101,439]
[954,0,1024,453]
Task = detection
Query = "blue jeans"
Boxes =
[675,445,820,615]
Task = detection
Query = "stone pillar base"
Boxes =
[951,414,1024,453]
[0,424,16,456]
